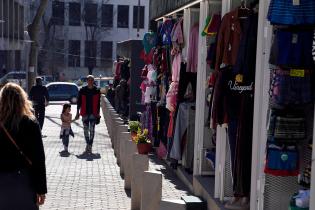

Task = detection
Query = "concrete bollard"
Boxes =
[119,132,132,177]
[140,171,162,210]
[115,124,128,165]
[131,154,149,210]
[104,108,114,133]
[124,140,137,190]
[106,109,115,135]
[104,106,113,125]
[159,199,186,210]
[109,114,120,139]
[111,118,123,150]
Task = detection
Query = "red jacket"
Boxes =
[77,86,100,117]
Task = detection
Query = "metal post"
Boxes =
[137,0,140,37]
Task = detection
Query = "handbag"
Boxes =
[264,144,299,176]
[0,122,32,166]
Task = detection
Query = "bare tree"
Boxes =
[82,0,112,75]
[38,13,66,79]
[27,0,49,92]
[37,0,113,78]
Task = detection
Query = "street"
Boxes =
[41,103,130,210]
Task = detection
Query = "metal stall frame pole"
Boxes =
[193,0,208,177]
[250,0,272,209]
[310,111,315,210]
[212,0,232,201]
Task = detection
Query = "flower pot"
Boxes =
[137,143,152,154]
[131,131,137,141]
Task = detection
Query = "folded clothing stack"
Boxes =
[289,190,310,210]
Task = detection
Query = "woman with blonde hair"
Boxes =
[0,83,47,210]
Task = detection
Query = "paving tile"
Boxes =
[41,104,130,210]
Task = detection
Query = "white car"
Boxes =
[46,82,79,104]
[0,71,27,90]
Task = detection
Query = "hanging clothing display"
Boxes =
[202,14,221,36]
[209,7,258,201]
[143,31,158,54]
[269,67,313,106]
[170,102,195,161]
[262,1,315,209]
[159,18,174,46]
[267,0,315,25]
[186,23,199,72]
[215,8,242,71]
[269,28,314,69]
[171,18,184,48]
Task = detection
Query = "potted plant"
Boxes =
[134,128,152,154]
[129,121,141,140]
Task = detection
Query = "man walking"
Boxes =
[29,77,49,130]
[75,75,101,154]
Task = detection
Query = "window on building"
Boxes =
[84,3,97,27]
[54,39,65,66]
[117,5,129,28]
[14,2,19,39]
[2,0,8,38]
[85,41,96,67]
[19,5,24,40]
[52,1,64,25]
[101,4,113,27]
[133,6,145,29]
[69,2,81,26]
[8,0,13,39]
[68,40,80,67]
[101,41,112,66]
[15,51,21,70]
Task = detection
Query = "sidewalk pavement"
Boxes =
[41,103,191,210]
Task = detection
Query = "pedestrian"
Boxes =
[106,83,115,106]
[75,75,101,154]
[59,103,75,155]
[29,77,49,131]
[0,82,47,209]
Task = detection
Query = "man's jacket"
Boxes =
[77,86,100,116]
[29,85,49,106]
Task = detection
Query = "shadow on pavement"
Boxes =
[148,154,192,194]
[59,151,71,157]
[125,189,131,198]
[75,152,101,161]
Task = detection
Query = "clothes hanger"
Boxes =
[238,0,250,19]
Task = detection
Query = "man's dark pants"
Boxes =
[34,104,45,130]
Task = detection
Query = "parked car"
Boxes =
[75,76,88,87]
[46,82,79,104]
[94,77,114,94]
[39,75,53,85]
[75,76,113,94]
[0,71,26,90]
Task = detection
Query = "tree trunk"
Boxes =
[27,0,49,92]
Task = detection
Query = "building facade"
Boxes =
[0,0,27,77]
[36,0,149,80]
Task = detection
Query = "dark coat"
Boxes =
[0,117,47,194]
[29,85,49,106]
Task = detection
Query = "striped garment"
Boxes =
[268,0,315,25]
[274,116,306,139]
[269,68,313,106]
[313,30,315,62]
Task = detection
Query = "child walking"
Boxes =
[60,103,75,155]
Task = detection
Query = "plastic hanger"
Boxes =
[238,0,250,19]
